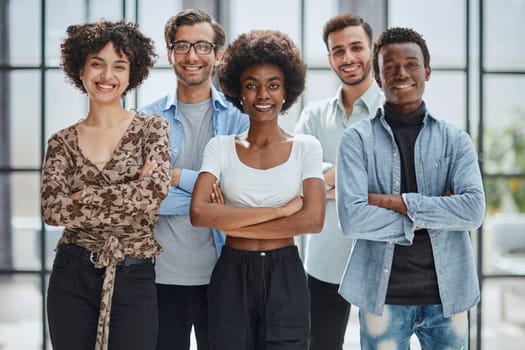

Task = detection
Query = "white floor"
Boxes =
[1,276,524,349]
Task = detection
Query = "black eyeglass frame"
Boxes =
[169,40,217,55]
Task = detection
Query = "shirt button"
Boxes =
[172,147,178,153]
[393,152,397,157]
[384,269,389,273]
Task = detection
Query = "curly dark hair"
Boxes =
[60,20,157,96]
[218,30,306,112]
[373,27,431,75]
[164,8,225,51]
[322,13,373,51]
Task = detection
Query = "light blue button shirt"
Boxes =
[140,86,249,256]
[295,83,383,284]
[336,106,485,316]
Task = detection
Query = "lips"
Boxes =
[95,82,116,91]
[394,83,415,90]
[253,104,273,112]
[341,64,360,73]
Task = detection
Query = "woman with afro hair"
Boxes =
[41,20,171,350]
[190,29,326,349]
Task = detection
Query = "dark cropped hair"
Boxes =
[373,27,431,74]
[323,13,373,51]
[218,30,307,112]
[60,20,157,96]
[164,8,226,50]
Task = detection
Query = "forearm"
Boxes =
[190,203,288,230]
[368,193,408,215]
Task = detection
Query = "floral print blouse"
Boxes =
[40,110,171,350]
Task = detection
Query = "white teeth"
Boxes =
[97,83,114,90]
[342,65,359,73]
[396,84,411,89]
[185,66,200,71]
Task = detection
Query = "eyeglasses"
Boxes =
[170,40,216,55]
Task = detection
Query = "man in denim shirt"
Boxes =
[336,27,485,349]
[140,9,248,350]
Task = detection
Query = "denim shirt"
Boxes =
[140,86,249,256]
[336,106,485,317]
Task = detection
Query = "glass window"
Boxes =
[138,0,182,67]
[424,71,466,129]
[11,71,41,168]
[137,70,175,108]
[46,0,84,66]
[45,70,86,139]
[303,70,339,106]
[389,0,466,68]
[303,0,338,66]
[12,173,41,270]
[484,0,525,70]
[229,0,301,45]
[0,275,47,348]
[9,0,41,66]
[483,75,525,175]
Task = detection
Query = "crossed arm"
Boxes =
[190,172,326,240]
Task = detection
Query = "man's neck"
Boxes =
[341,76,373,118]
[177,80,213,103]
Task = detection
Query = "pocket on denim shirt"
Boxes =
[426,156,451,194]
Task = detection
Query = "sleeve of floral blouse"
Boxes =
[78,116,171,216]
[40,117,171,228]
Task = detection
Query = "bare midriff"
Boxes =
[226,236,294,251]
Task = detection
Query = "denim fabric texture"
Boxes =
[336,106,485,317]
[140,86,249,256]
[359,304,468,349]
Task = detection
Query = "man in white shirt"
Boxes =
[295,13,383,350]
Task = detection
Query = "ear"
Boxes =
[374,71,382,88]
[425,66,431,81]
[167,49,173,65]
[214,49,224,66]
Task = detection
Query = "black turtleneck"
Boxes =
[383,102,441,305]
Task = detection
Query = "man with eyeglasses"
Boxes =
[140,8,248,350]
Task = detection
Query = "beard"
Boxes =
[174,64,213,87]
[337,59,373,86]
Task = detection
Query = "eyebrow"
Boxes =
[89,56,130,65]
[330,41,365,51]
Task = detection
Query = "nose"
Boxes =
[256,86,270,99]
[395,66,409,79]
[100,66,112,80]
[342,48,355,63]
[186,45,200,60]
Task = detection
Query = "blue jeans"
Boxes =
[359,304,468,350]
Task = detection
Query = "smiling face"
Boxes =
[375,41,431,114]
[80,41,130,103]
[327,25,372,87]
[240,63,286,122]
[169,22,221,88]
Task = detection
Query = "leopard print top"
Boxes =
[41,110,171,350]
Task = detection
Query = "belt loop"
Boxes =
[89,251,98,264]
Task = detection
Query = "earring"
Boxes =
[282,99,286,104]
[240,99,244,106]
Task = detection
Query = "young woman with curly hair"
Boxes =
[41,20,171,350]
[190,30,326,350]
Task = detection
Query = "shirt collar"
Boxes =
[335,81,383,115]
[163,85,228,113]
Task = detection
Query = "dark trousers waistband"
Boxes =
[58,243,153,266]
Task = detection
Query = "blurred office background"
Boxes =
[0,0,524,349]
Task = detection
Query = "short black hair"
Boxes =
[373,27,431,74]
